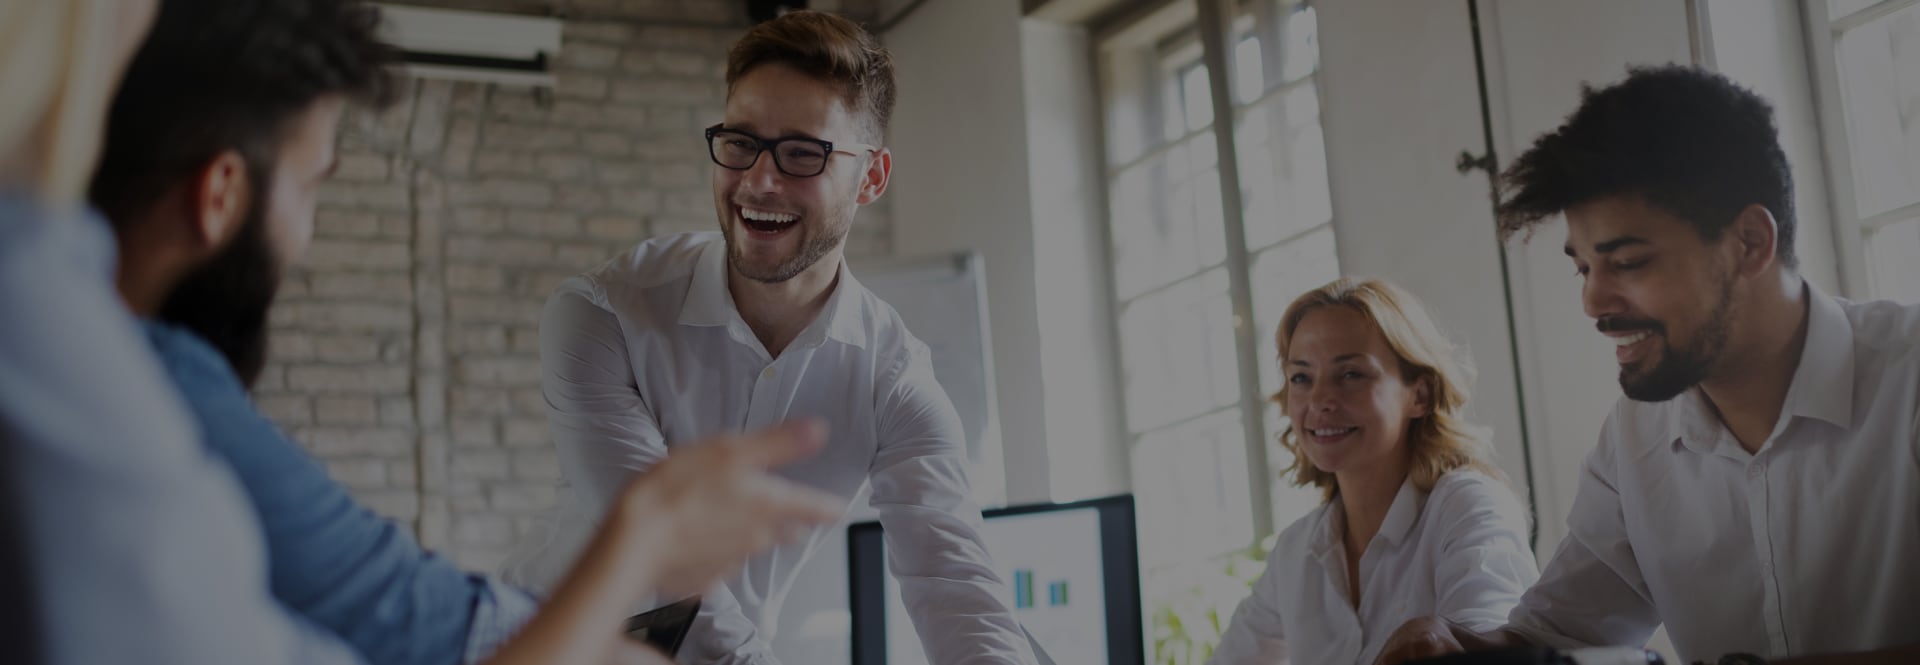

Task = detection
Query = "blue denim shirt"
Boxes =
[1,195,363,665]
[140,321,537,665]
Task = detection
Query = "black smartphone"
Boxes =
[624,596,703,657]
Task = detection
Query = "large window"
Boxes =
[1811,0,1920,302]
[1096,1,1334,658]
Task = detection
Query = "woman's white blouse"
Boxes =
[1210,470,1539,665]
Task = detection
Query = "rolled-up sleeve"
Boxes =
[1506,436,1659,649]
[461,579,538,664]
[542,280,669,509]
[503,280,669,593]
[1428,475,1540,633]
[535,280,782,664]
[869,344,1034,665]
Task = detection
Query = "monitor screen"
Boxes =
[847,495,1142,665]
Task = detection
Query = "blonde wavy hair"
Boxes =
[1271,277,1502,501]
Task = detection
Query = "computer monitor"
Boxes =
[847,495,1143,665]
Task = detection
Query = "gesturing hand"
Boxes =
[612,419,845,598]
[1372,616,1467,665]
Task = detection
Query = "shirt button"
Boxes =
[762,367,775,380]
[1748,464,1764,480]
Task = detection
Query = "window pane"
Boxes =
[1101,20,1201,169]
[1187,131,1218,169]
[1193,168,1228,268]
[1130,408,1254,566]
[1162,71,1189,143]
[1099,0,1346,604]
[1248,227,1341,399]
[1103,62,1152,167]
[1182,64,1216,134]
[1234,36,1265,105]
[1834,3,1920,218]
[1107,165,1157,298]
[1866,216,1920,303]
[1280,4,1320,82]
[1110,134,1232,299]
[1117,269,1238,433]
[1169,165,1199,268]
[1239,84,1334,249]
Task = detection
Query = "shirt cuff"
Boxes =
[462,576,541,665]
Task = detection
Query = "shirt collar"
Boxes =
[815,266,872,349]
[1375,477,1427,547]
[1309,476,1426,559]
[1785,285,1855,429]
[1668,283,1856,454]
[677,239,869,350]
[679,239,741,328]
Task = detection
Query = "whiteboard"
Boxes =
[770,251,1006,663]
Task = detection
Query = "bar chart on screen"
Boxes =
[878,507,1110,665]
[984,511,1107,665]
[1012,570,1075,610]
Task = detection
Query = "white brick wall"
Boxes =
[255,1,893,572]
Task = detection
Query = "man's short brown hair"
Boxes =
[726,10,895,141]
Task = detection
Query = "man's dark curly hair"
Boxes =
[89,0,398,222]
[1495,65,1797,270]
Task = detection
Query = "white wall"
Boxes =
[885,0,1055,504]
[882,0,1132,504]
[1021,19,1130,501]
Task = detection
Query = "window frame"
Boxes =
[1091,0,1336,565]
[1803,0,1920,300]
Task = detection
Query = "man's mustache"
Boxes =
[1596,317,1662,334]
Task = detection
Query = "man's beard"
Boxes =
[1609,274,1735,402]
[158,201,282,389]
[720,202,851,284]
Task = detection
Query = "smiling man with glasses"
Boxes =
[504,10,1035,665]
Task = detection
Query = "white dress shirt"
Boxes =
[1,199,362,665]
[1507,287,1920,662]
[1210,469,1539,665]
[503,232,1033,665]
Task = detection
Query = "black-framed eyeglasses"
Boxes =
[704,124,877,178]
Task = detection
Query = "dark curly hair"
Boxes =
[89,0,398,385]
[90,0,398,222]
[1495,65,1797,269]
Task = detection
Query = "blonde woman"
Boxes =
[1209,278,1538,665]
